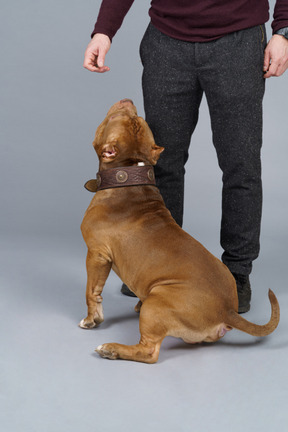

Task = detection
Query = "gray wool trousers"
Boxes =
[140,23,267,275]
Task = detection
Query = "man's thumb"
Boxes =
[97,50,105,68]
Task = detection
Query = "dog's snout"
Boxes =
[120,98,134,105]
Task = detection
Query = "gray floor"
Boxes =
[1,232,287,432]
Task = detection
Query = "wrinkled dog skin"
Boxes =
[80,99,280,363]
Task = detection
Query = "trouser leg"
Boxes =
[199,26,266,274]
[140,24,203,226]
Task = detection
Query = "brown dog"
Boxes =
[80,99,280,363]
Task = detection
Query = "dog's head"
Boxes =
[92,99,164,169]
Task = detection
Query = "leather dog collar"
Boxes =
[84,164,156,193]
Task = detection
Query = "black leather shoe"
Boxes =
[121,283,137,297]
[232,273,251,314]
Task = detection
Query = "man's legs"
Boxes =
[124,24,266,312]
[199,26,266,276]
[199,26,266,311]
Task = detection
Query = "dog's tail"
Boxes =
[226,289,280,337]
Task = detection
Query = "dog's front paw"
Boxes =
[79,318,99,329]
[95,344,119,360]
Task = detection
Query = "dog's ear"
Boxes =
[136,117,164,165]
[150,145,164,165]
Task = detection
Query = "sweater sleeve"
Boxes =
[272,0,288,33]
[91,0,135,40]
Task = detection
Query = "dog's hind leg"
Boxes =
[79,250,112,329]
[95,295,167,363]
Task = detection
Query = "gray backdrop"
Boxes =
[1,1,288,432]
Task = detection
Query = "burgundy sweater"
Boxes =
[92,0,288,42]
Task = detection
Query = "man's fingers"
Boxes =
[264,60,288,78]
[83,54,98,71]
[264,62,278,78]
[83,49,98,70]
[263,35,288,78]
[83,51,110,73]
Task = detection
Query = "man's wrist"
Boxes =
[274,27,288,40]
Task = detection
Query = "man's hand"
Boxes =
[83,33,111,73]
[263,34,288,78]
